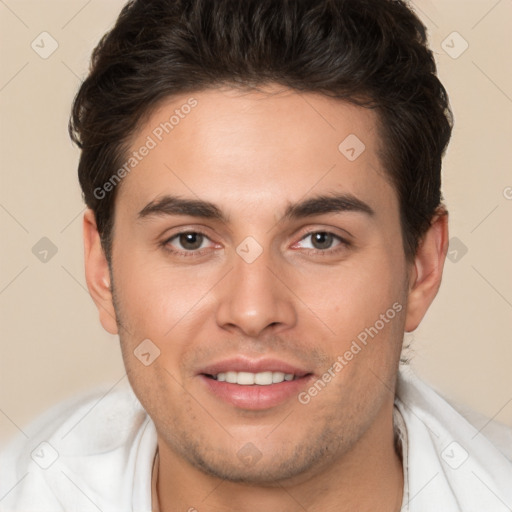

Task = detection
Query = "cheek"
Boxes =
[111,257,205,411]
[113,251,219,339]
[295,250,406,340]
[293,257,407,398]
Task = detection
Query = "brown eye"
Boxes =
[162,229,220,259]
[178,232,204,250]
[310,232,335,250]
[164,231,213,254]
[293,230,348,254]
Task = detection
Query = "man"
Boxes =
[1,0,511,511]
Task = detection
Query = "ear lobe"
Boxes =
[405,209,449,332]
[83,209,119,335]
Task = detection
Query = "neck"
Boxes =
[155,401,403,512]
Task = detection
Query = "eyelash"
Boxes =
[161,230,215,258]
[161,229,351,258]
[294,229,351,255]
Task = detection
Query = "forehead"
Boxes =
[116,85,396,218]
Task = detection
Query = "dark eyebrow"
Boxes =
[282,193,375,220]
[138,196,228,222]
[137,192,374,223]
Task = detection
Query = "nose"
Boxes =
[214,245,297,338]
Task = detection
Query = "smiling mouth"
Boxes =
[203,371,311,385]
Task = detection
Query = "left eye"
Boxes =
[167,232,213,251]
[296,231,343,251]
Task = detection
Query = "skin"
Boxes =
[83,85,448,512]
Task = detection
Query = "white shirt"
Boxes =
[1,366,511,512]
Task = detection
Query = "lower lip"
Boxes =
[199,374,314,410]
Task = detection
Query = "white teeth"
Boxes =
[272,371,285,383]
[254,371,272,385]
[237,372,255,385]
[225,371,237,383]
[213,371,297,385]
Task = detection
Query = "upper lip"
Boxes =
[198,357,312,377]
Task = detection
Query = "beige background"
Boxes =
[1,0,511,446]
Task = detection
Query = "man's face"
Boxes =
[104,86,411,483]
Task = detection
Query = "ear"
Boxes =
[83,209,118,335]
[405,209,449,332]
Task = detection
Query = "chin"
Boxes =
[164,425,348,486]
